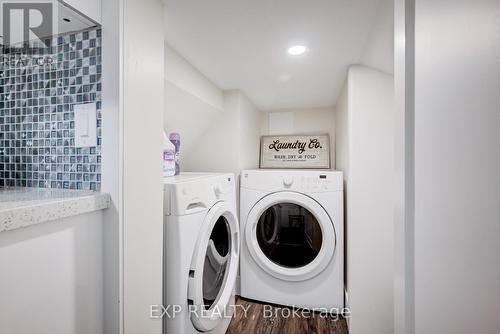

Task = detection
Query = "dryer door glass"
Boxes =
[256,203,322,268]
[202,216,231,310]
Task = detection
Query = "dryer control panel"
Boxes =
[241,169,343,193]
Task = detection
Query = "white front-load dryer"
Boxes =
[239,169,344,311]
[164,173,239,334]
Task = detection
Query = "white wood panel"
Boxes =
[122,0,164,333]
[0,211,104,334]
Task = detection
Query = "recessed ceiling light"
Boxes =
[287,45,307,55]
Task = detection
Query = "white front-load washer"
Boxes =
[239,169,344,311]
[164,173,239,334]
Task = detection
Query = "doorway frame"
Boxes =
[394,0,415,333]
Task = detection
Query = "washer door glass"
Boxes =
[257,203,322,268]
[203,216,231,310]
[188,202,240,332]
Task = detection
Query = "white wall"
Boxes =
[164,44,224,111]
[164,78,236,173]
[261,107,336,168]
[0,212,103,334]
[335,86,349,178]
[238,92,261,171]
[335,65,394,334]
[413,1,500,333]
[122,0,164,333]
[164,44,261,178]
[359,0,394,74]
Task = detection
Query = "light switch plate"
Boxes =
[74,103,97,147]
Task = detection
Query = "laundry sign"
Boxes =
[260,135,331,169]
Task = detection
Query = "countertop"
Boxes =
[0,188,110,233]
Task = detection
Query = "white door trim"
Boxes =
[394,0,415,333]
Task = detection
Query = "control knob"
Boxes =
[283,176,294,188]
[214,184,223,198]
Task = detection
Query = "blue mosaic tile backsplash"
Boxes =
[0,29,102,190]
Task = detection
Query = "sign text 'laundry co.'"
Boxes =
[260,135,331,169]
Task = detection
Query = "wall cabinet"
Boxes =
[0,1,99,46]
[61,0,102,23]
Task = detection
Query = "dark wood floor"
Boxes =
[226,297,348,334]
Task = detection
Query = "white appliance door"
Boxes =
[188,201,239,332]
[245,191,336,282]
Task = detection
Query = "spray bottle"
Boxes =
[169,132,181,176]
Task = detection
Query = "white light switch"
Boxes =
[74,103,97,147]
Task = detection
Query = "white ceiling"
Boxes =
[164,0,393,110]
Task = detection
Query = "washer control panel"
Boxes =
[164,173,236,215]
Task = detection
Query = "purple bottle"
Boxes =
[169,132,181,175]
